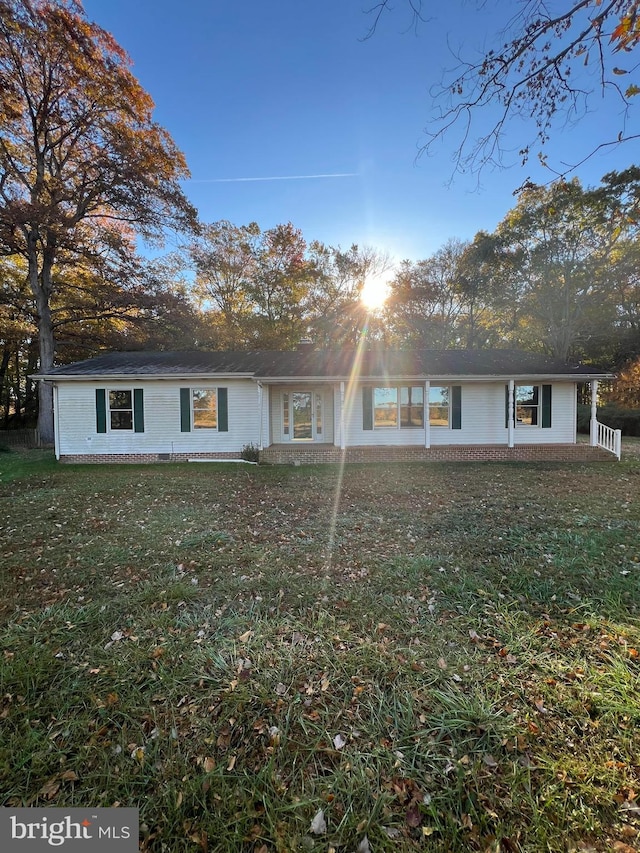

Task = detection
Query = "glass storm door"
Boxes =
[292,392,313,440]
[283,391,323,441]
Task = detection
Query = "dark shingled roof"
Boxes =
[39,349,612,379]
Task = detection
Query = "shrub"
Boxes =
[241,443,260,463]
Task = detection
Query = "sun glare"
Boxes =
[360,274,390,310]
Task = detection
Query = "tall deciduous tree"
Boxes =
[307,242,392,345]
[0,0,197,442]
[246,222,315,348]
[485,172,640,359]
[187,221,260,348]
[386,240,466,348]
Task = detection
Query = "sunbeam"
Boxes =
[325,328,370,571]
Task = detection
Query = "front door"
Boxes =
[283,390,323,441]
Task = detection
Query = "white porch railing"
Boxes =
[596,420,622,460]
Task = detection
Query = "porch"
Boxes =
[259,443,615,465]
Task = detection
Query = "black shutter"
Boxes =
[541,384,552,428]
[362,387,373,430]
[96,389,107,433]
[180,388,191,432]
[451,385,462,429]
[218,388,228,432]
[133,389,144,433]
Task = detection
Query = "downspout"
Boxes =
[340,381,345,450]
[590,379,598,447]
[424,380,430,448]
[257,381,264,450]
[508,379,515,449]
[53,383,60,460]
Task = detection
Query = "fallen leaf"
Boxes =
[356,836,371,853]
[333,733,347,750]
[483,753,498,768]
[437,657,447,670]
[39,778,61,800]
[203,757,215,773]
[226,755,236,771]
[310,808,327,834]
[238,630,252,643]
[60,770,79,782]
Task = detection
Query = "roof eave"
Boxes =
[35,372,256,382]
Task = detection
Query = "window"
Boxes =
[515,385,539,426]
[96,389,143,433]
[109,390,133,430]
[192,389,217,429]
[180,387,227,433]
[428,386,449,427]
[283,392,290,436]
[374,387,399,427]
[401,386,424,427]
[373,386,424,429]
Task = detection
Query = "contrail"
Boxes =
[186,172,358,183]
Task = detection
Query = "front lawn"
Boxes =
[1,452,639,852]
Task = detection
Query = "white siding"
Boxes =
[56,379,260,456]
[56,378,578,456]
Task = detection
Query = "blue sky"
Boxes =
[84,0,640,263]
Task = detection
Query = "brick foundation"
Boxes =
[259,444,615,465]
[58,444,616,465]
[59,452,242,464]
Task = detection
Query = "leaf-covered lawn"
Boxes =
[1,452,639,852]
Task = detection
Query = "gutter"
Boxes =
[33,370,615,384]
[33,372,256,382]
[253,372,615,383]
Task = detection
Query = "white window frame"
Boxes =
[108,389,133,431]
[428,385,450,428]
[515,384,541,427]
[192,388,218,430]
[373,385,425,430]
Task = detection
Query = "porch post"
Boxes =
[590,379,598,447]
[257,382,264,450]
[339,381,346,450]
[508,379,515,448]
[424,380,430,448]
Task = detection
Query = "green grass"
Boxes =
[1,449,640,852]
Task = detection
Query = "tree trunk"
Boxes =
[28,241,56,445]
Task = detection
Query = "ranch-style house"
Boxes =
[37,347,620,463]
